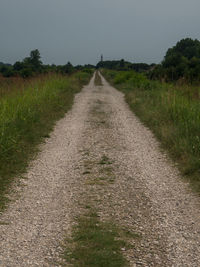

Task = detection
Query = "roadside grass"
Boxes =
[0,71,92,211]
[102,69,200,192]
[94,71,103,86]
[0,76,25,98]
[63,208,128,267]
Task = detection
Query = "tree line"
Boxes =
[0,49,94,78]
[97,38,200,83]
[149,38,200,83]
[96,59,155,72]
[2,38,200,83]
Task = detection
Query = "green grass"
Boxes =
[98,155,112,165]
[102,69,200,192]
[64,209,128,267]
[94,71,103,86]
[0,71,92,210]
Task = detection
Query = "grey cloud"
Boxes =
[0,0,200,65]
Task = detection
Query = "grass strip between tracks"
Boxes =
[94,71,103,86]
[63,207,128,267]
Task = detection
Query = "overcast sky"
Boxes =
[0,0,200,65]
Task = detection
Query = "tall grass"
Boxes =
[103,69,200,192]
[0,71,92,210]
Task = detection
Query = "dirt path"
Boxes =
[0,73,200,266]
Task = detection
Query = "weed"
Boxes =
[83,171,91,175]
[0,221,9,225]
[84,160,95,170]
[94,71,103,86]
[63,209,128,267]
[101,166,113,176]
[99,155,112,165]
[85,178,106,186]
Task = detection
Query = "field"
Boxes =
[102,69,200,192]
[0,71,92,210]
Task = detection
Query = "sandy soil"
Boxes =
[0,73,199,266]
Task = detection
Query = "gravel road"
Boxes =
[0,73,200,266]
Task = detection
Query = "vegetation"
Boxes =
[64,208,128,267]
[1,36,200,201]
[0,71,92,210]
[97,59,154,73]
[0,49,95,78]
[102,69,200,192]
[98,38,200,84]
[94,71,102,86]
[150,38,200,82]
[1,49,43,78]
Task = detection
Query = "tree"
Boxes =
[160,38,200,81]
[22,49,43,73]
[0,65,15,77]
[29,49,42,69]
[119,59,125,68]
[13,61,24,71]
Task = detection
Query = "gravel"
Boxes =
[0,72,200,266]
[0,78,95,266]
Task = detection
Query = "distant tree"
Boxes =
[56,62,75,74]
[166,38,200,60]
[22,49,43,73]
[84,64,95,69]
[96,60,152,72]
[119,59,125,68]
[151,38,200,82]
[0,65,15,77]
[62,62,74,74]
[19,68,33,78]
[13,61,24,71]
[29,49,42,70]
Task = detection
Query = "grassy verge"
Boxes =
[94,71,103,86]
[0,71,93,210]
[64,208,128,267]
[102,69,200,192]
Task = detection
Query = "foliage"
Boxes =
[103,69,200,192]
[0,49,95,79]
[96,59,154,73]
[57,61,74,74]
[0,65,15,77]
[150,38,200,82]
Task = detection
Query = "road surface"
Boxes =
[0,73,200,266]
